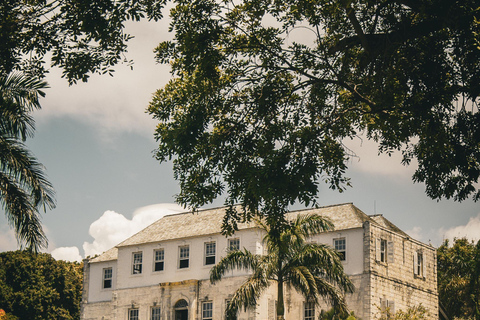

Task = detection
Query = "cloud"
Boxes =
[0,227,18,252]
[344,136,417,178]
[441,212,480,243]
[36,20,173,139]
[51,247,83,262]
[406,226,423,241]
[82,203,185,257]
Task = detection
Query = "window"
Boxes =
[132,252,142,274]
[228,238,240,251]
[179,245,189,269]
[334,238,346,261]
[129,308,139,320]
[304,301,315,320]
[225,299,237,320]
[151,306,161,320]
[414,251,426,278]
[154,249,164,272]
[103,267,112,289]
[205,242,216,265]
[202,302,213,320]
[376,238,395,264]
[380,297,395,316]
[380,239,387,262]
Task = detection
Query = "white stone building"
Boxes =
[80,203,438,320]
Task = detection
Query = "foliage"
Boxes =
[0,251,83,320]
[376,304,428,320]
[0,72,55,251]
[210,214,354,320]
[0,309,18,320]
[437,238,480,320]
[149,0,480,232]
[319,307,358,320]
[0,0,166,83]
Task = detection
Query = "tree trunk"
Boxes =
[277,277,285,320]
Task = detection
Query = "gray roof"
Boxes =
[89,203,402,263]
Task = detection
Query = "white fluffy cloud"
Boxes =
[37,20,172,139]
[82,203,185,257]
[442,212,480,243]
[0,227,18,252]
[51,247,83,262]
[344,136,417,177]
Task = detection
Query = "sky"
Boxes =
[1,19,479,262]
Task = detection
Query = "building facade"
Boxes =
[81,203,438,320]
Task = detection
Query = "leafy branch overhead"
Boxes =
[0,0,166,83]
[148,0,480,231]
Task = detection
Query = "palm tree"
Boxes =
[0,72,55,252]
[210,213,354,320]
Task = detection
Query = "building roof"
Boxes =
[89,203,403,263]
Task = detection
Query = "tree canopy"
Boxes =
[0,251,83,320]
[148,0,480,232]
[0,0,166,83]
[437,238,480,320]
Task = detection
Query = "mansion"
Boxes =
[80,203,438,320]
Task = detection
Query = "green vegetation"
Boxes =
[0,0,165,83]
[210,214,354,320]
[0,72,55,251]
[376,304,428,320]
[148,0,480,232]
[437,238,480,320]
[0,251,83,320]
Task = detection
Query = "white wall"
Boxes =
[115,228,263,290]
[88,260,117,303]
[312,228,365,275]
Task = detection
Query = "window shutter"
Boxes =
[376,238,381,261]
[422,252,427,278]
[387,241,394,263]
[387,300,395,314]
[413,253,418,275]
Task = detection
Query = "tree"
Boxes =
[0,251,83,320]
[210,214,354,320]
[376,304,428,320]
[148,0,480,232]
[0,72,55,251]
[437,238,480,320]
[0,0,166,83]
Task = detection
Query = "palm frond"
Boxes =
[210,249,262,284]
[226,271,270,315]
[314,275,350,315]
[0,136,56,210]
[0,172,47,252]
[0,72,48,140]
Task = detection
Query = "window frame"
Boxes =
[228,238,240,251]
[204,241,216,265]
[333,238,346,261]
[151,306,161,320]
[128,308,139,320]
[380,239,387,262]
[132,252,143,275]
[414,250,426,278]
[304,301,315,320]
[102,267,113,289]
[202,301,213,320]
[154,248,165,272]
[178,245,190,269]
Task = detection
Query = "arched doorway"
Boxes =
[174,299,188,320]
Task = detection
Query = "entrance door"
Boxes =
[174,299,189,320]
[175,309,188,320]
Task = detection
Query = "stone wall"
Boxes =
[364,221,438,319]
